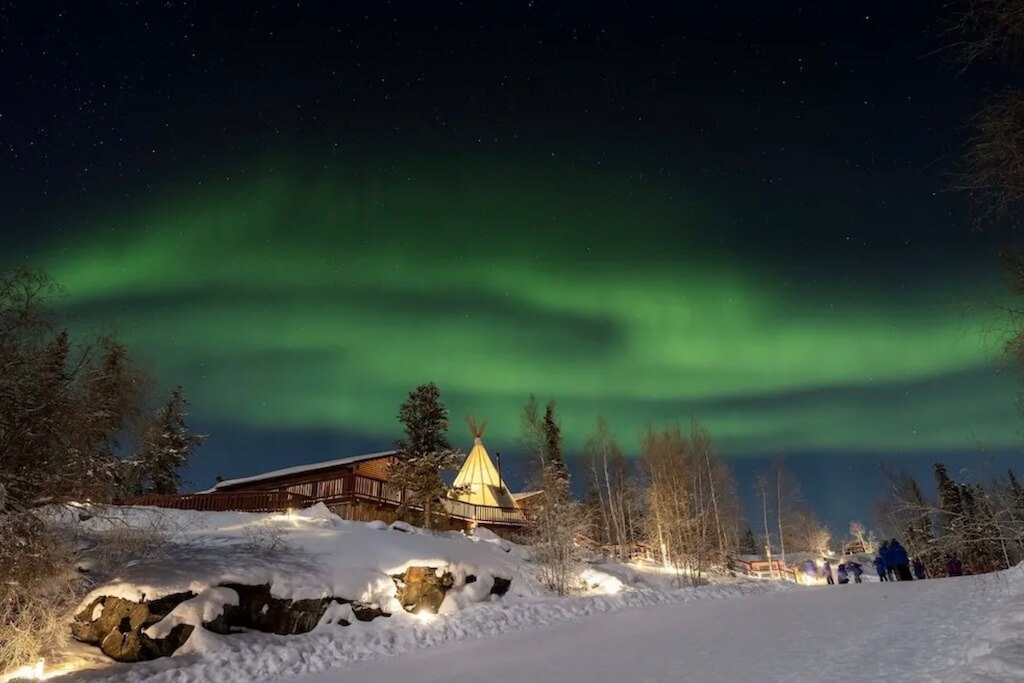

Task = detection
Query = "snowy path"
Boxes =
[282,576,1014,683]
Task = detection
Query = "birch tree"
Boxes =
[583,416,632,558]
[640,422,740,584]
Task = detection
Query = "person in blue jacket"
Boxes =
[874,554,887,581]
[848,561,864,583]
[946,554,963,577]
[836,563,849,584]
[880,540,896,580]
[823,559,834,585]
[889,538,912,580]
[912,557,926,580]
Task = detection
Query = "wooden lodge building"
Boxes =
[127,430,533,532]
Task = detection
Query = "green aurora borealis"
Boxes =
[14,155,1018,457]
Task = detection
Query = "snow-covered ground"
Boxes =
[26,506,1024,683]
[279,570,1024,683]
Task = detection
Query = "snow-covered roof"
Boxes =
[212,451,396,491]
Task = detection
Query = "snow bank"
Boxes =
[943,565,1024,682]
[58,576,793,683]
[70,504,539,615]
[48,504,800,683]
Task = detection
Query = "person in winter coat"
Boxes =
[946,554,963,577]
[890,539,912,581]
[837,564,849,584]
[912,558,926,580]
[823,559,834,585]
[881,540,897,580]
[848,561,863,583]
[874,555,887,581]
[804,558,817,582]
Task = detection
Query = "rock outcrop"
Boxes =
[74,567,513,663]
[393,566,455,614]
[72,593,196,662]
[72,584,390,662]
[217,583,386,634]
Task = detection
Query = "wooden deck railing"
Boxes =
[119,475,528,526]
[735,557,802,583]
[121,491,313,513]
[337,474,526,525]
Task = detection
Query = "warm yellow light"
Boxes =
[1,659,77,682]
[413,609,438,623]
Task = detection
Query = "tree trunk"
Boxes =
[704,448,724,562]
[602,451,623,558]
[759,477,775,579]
[776,467,786,566]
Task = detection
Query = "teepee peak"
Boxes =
[466,416,489,441]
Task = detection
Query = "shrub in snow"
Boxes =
[0,514,80,678]
[242,519,290,554]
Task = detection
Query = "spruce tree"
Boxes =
[739,527,757,555]
[524,398,583,594]
[934,462,965,536]
[390,382,463,529]
[544,403,569,479]
[1009,470,1024,517]
[139,386,206,494]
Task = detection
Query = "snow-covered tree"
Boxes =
[848,520,877,553]
[389,383,464,530]
[523,398,586,595]
[583,417,636,559]
[642,423,727,583]
[0,269,155,676]
[133,386,206,494]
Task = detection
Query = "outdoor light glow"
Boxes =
[413,610,438,623]
[0,659,81,683]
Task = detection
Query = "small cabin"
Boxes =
[211,451,404,523]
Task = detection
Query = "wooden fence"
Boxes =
[119,475,527,526]
[121,490,313,513]
[735,557,802,583]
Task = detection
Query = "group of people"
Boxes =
[805,558,864,584]
[801,537,965,585]
[874,539,917,581]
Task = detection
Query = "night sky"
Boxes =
[2,1,1019,529]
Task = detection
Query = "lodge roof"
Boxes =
[211,450,396,491]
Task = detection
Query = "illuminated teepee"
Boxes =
[451,418,519,509]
